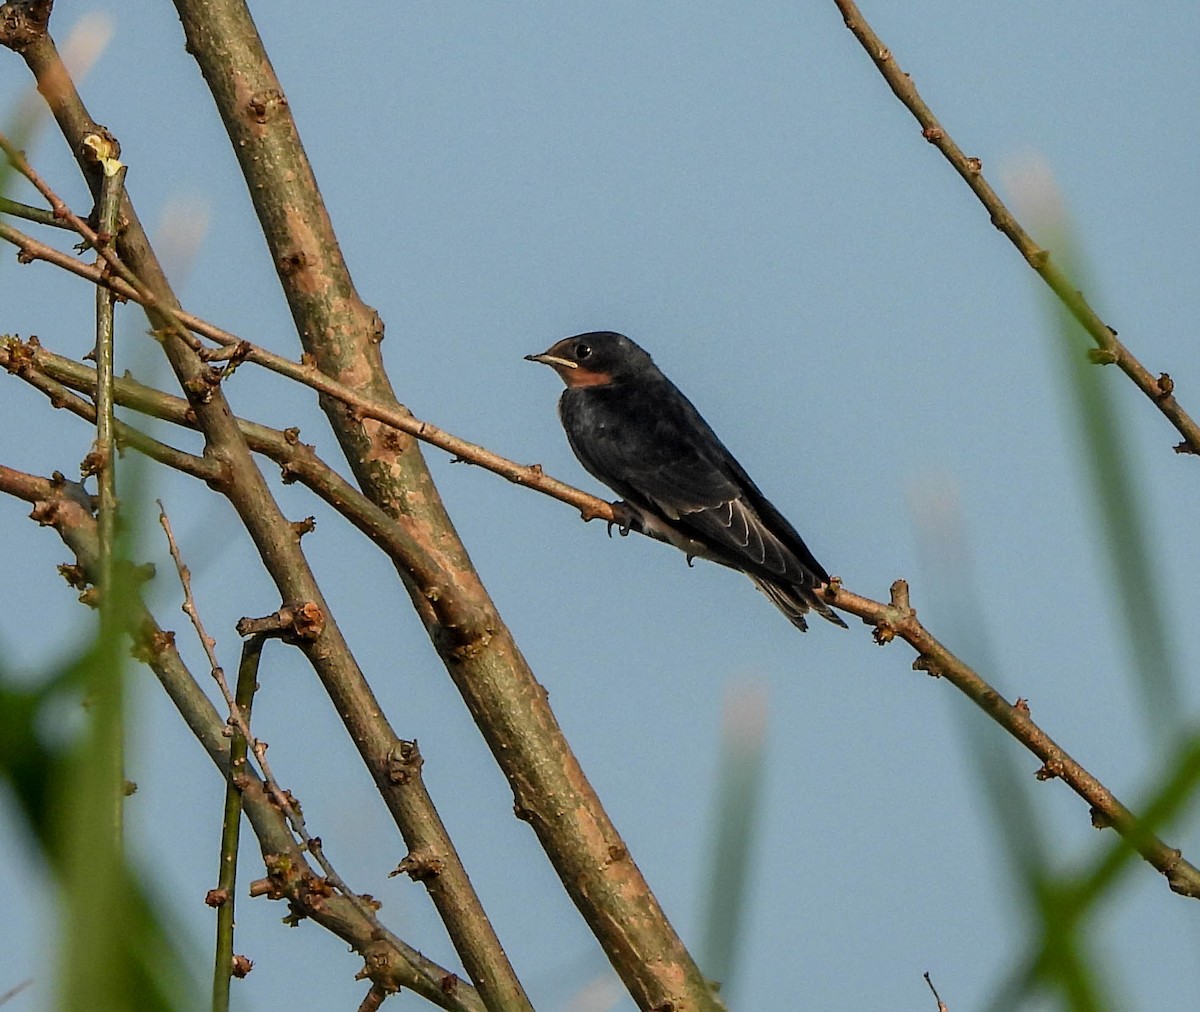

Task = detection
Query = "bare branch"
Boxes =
[0,343,223,481]
[90,145,124,591]
[5,328,1195,897]
[1,20,521,996]
[831,0,1200,457]
[822,579,1200,898]
[211,637,263,1012]
[0,465,485,1011]
[0,193,71,229]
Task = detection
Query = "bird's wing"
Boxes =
[565,380,830,587]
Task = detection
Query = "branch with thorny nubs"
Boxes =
[6,7,1198,1010]
[822,579,1200,898]
[2,5,720,998]
[830,0,1200,458]
[0,463,485,1011]
[5,326,1198,900]
[0,17,530,1003]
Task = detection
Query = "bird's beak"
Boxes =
[524,352,578,369]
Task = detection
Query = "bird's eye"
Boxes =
[574,342,592,360]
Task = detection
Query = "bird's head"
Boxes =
[525,331,654,388]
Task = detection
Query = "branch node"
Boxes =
[80,445,107,479]
[237,602,325,641]
[57,563,87,589]
[0,0,52,51]
[247,88,288,124]
[911,654,941,677]
[131,627,176,664]
[182,369,221,403]
[386,739,423,784]
[81,131,124,177]
[871,580,917,645]
[1035,758,1064,782]
[1156,372,1175,399]
[1087,347,1119,366]
[380,428,406,453]
[448,626,494,660]
[888,579,912,611]
[390,851,445,882]
[290,516,316,540]
[29,498,62,527]
[248,876,282,900]
[2,334,36,374]
[369,308,385,345]
[278,248,308,275]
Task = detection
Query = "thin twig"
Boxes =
[830,0,1200,457]
[356,983,392,1012]
[1,337,434,571]
[155,504,407,932]
[1,129,186,338]
[211,636,264,1012]
[90,141,124,592]
[0,979,34,1006]
[0,349,221,480]
[88,137,127,852]
[0,193,71,229]
[8,14,700,997]
[924,971,949,1012]
[821,579,1200,898]
[1,44,522,994]
[4,328,1197,896]
[0,464,482,1009]
[7,285,1200,902]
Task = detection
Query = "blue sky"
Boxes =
[3,4,1199,1009]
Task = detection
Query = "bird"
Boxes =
[526,331,846,631]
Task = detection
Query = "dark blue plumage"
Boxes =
[527,331,845,631]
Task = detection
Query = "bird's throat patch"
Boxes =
[561,366,613,388]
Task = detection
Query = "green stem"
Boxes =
[93,151,124,609]
[212,637,264,1012]
[0,194,71,228]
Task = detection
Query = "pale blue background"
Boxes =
[2,4,1198,1010]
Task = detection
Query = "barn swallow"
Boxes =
[526,331,846,631]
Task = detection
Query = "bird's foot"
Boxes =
[607,500,637,538]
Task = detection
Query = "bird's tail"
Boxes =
[750,576,848,632]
